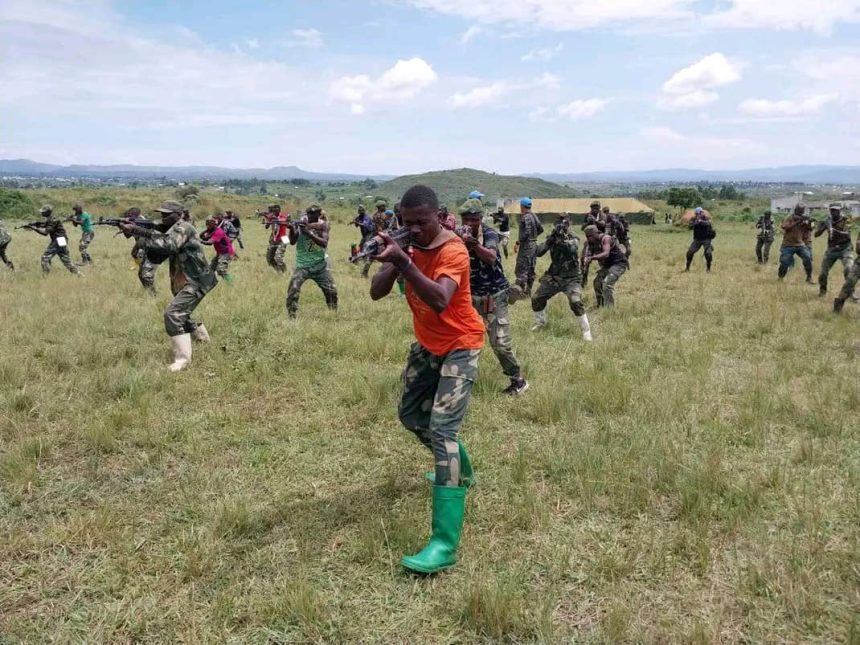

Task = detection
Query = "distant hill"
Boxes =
[379,168,570,205]
[0,159,393,183]
[529,166,860,185]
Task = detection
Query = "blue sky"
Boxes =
[1,0,859,174]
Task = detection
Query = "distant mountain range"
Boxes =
[527,166,860,184]
[1,159,859,185]
[0,159,393,182]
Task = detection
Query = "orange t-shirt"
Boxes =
[406,238,485,356]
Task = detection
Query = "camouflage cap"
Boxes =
[458,198,483,216]
[375,199,387,208]
[154,200,184,214]
[584,224,599,237]
[72,203,82,211]
[39,203,53,213]
[602,206,610,213]
[590,200,600,208]
[306,204,322,214]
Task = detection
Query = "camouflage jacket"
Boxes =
[756,216,775,241]
[218,219,239,240]
[40,217,68,242]
[0,220,10,245]
[137,220,216,294]
[536,232,581,281]
[606,214,629,241]
[815,216,852,249]
[518,211,544,247]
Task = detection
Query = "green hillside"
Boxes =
[378,168,571,207]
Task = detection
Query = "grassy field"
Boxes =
[0,196,858,643]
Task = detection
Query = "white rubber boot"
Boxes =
[192,324,210,343]
[576,314,593,341]
[168,333,192,372]
[531,309,547,331]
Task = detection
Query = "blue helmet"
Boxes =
[384,209,394,216]
[468,190,484,199]
[520,197,532,208]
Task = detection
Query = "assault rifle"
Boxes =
[95,216,157,230]
[14,221,44,231]
[349,226,412,263]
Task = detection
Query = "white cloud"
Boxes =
[246,38,259,50]
[330,58,438,114]
[794,49,860,82]
[406,0,692,31]
[557,98,610,120]
[658,53,741,110]
[459,25,483,44]
[706,0,860,33]
[451,82,510,108]
[641,126,763,158]
[521,43,563,62]
[286,28,323,49]
[738,95,837,117]
[534,72,561,89]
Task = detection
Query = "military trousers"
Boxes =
[818,245,853,292]
[41,240,79,274]
[266,240,287,272]
[79,231,94,263]
[686,239,713,268]
[531,274,585,316]
[164,282,213,337]
[398,343,481,487]
[286,262,337,318]
[498,231,510,257]
[778,245,813,279]
[514,243,537,294]
[594,263,627,307]
[0,241,13,270]
[471,288,521,379]
[837,258,860,301]
[756,237,773,263]
[210,253,233,278]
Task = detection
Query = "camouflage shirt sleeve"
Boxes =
[140,221,191,255]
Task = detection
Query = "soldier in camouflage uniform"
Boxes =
[583,224,627,307]
[30,205,80,275]
[510,197,543,302]
[263,204,289,273]
[459,199,528,395]
[603,206,631,258]
[371,199,389,233]
[833,232,860,312]
[286,205,337,318]
[685,208,716,272]
[126,207,159,294]
[814,203,854,297]
[120,200,217,372]
[530,217,592,340]
[581,201,604,230]
[70,204,95,265]
[0,219,13,270]
[755,210,775,264]
[369,184,485,575]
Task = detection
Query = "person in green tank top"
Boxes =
[71,204,95,265]
[286,204,338,318]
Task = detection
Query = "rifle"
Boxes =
[95,216,157,230]
[14,221,44,231]
[349,227,412,263]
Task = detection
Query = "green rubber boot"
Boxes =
[424,440,474,488]
[401,484,466,574]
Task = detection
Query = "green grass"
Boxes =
[0,197,858,642]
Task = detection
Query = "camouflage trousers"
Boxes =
[818,245,853,292]
[472,289,521,379]
[514,244,537,294]
[266,241,287,272]
[132,242,158,293]
[210,253,233,278]
[286,262,337,318]
[79,231,94,263]
[398,343,481,487]
[498,231,510,257]
[41,240,79,274]
[164,282,214,337]
[594,263,627,307]
[755,237,773,263]
[837,257,860,301]
[531,274,585,316]
[0,242,13,270]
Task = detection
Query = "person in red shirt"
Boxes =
[201,217,236,283]
[263,204,288,272]
[370,185,484,575]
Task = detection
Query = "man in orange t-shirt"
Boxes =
[370,184,484,575]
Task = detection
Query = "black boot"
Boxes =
[833,297,845,313]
